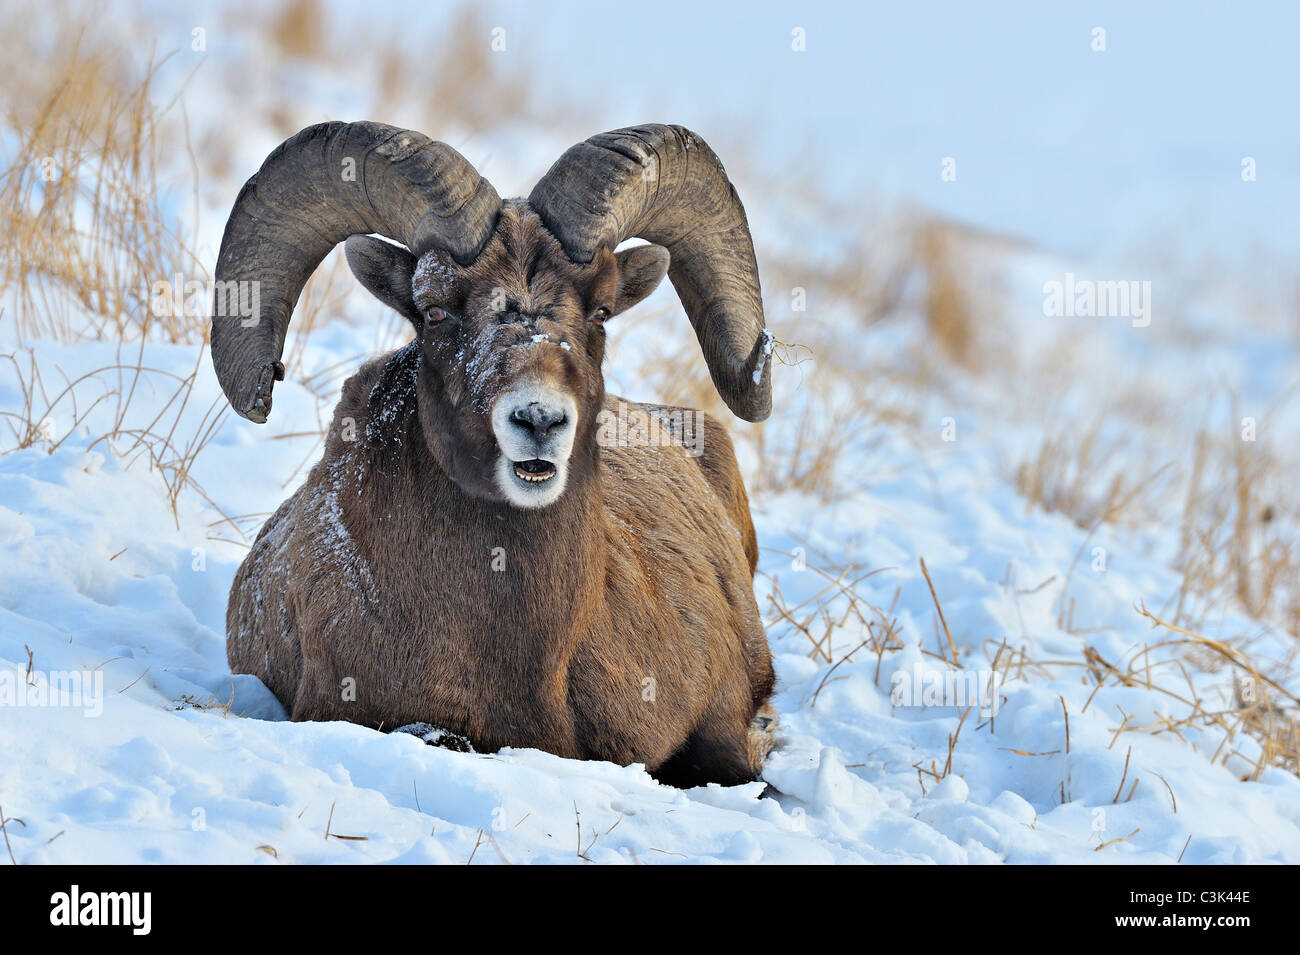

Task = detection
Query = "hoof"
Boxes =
[747,703,779,767]
[392,722,475,752]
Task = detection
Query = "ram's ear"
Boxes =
[344,235,421,325]
[612,244,670,316]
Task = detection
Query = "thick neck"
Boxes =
[405,371,608,648]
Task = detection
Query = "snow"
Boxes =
[3,275,1296,862]
[363,341,420,450]
[1,1,1297,865]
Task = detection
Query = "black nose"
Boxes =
[511,402,567,438]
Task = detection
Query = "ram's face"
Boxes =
[346,201,669,509]
[413,209,610,508]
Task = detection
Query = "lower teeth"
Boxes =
[515,463,554,482]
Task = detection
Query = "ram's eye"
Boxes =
[591,307,611,326]
[423,306,447,326]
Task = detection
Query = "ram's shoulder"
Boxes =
[600,397,758,570]
[323,342,422,458]
[601,397,741,492]
[691,410,745,485]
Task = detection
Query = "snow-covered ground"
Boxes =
[1,1,1298,864]
[3,273,1297,863]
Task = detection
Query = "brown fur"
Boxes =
[227,202,775,787]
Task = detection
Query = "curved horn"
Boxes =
[211,121,500,422]
[528,124,772,422]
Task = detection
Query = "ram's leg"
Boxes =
[290,655,344,722]
[226,500,303,711]
[391,723,475,752]
[652,701,769,789]
[228,575,299,707]
[747,702,778,768]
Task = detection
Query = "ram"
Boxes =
[211,122,777,787]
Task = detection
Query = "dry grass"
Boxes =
[269,0,327,62]
[1119,606,1296,780]
[1,343,231,527]
[749,388,858,501]
[981,603,1298,781]
[1013,388,1300,646]
[171,685,236,714]
[916,221,979,367]
[1014,421,1174,531]
[1173,415,1300,640]
[0,25,204,345]
[0,11,237,528]
[618,212,926,504]
[629,213,1003,506]
[753,192,912,335]
[424,6,531,133]
[627,325,917,503]
[759,543,904,670]
[764,539,1298,781]
[262,1,533,136]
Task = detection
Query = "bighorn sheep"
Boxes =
[211,122,777,787]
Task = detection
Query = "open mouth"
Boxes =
[512,459,557,484]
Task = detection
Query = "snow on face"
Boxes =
[404,211,597,507]
[412,253,462,303]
